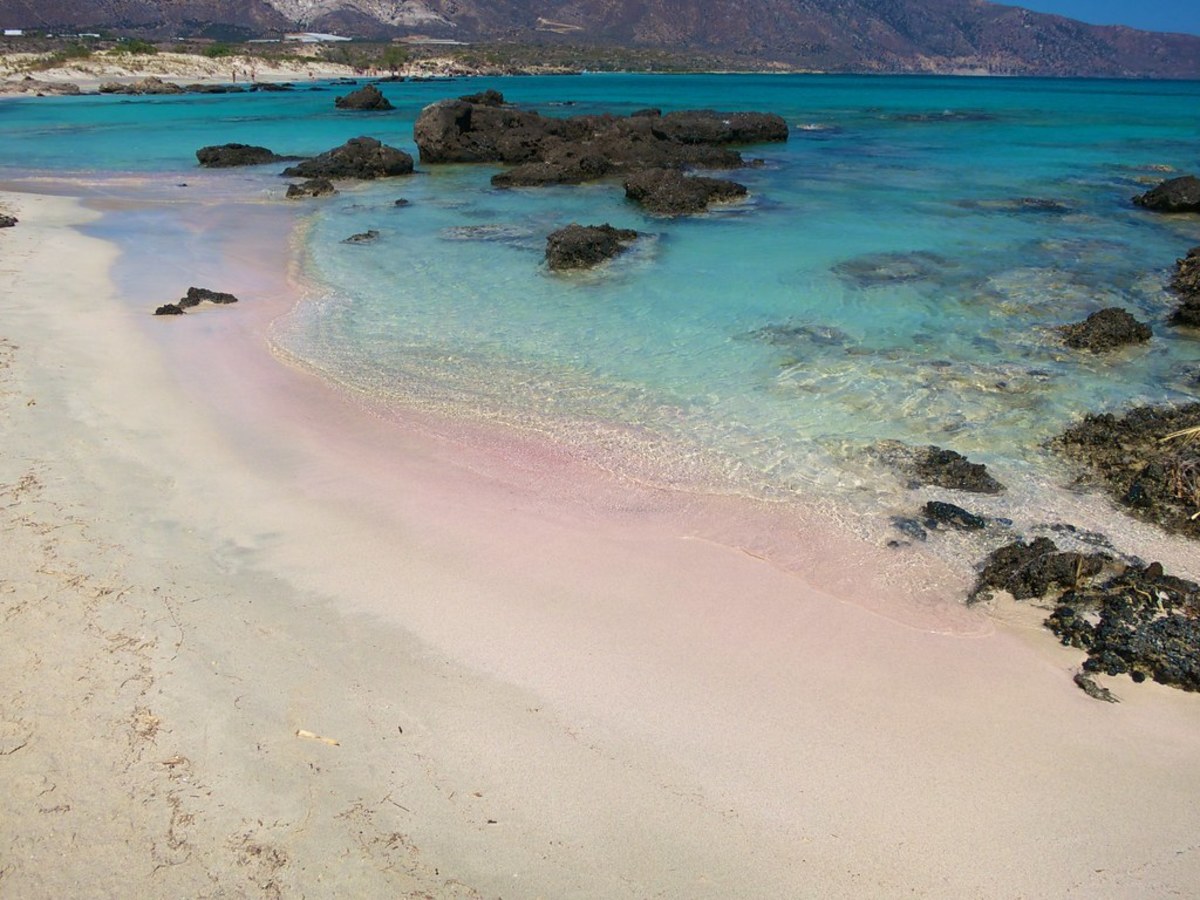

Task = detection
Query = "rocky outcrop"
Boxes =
[873,442,1005,494]
[545,224,639,270]
[1053,403,1200,539]
[922,500,986,530]
[1132,175,1200,213]
[623,169,747,216]
[413,92,785,192]
[285,178,337,199]
[334,83,394,111]
[196,143,290,168]
[1059,307,1151,352]
[281,137,413,180]
[98,77,184,95]
[968,536,1200,694]
[154,286,239,316]
[1168,246,1200,328]
[0,214,16,228]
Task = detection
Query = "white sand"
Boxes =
[2,188,1199,897]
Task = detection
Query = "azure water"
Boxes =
[5,74,1199,546]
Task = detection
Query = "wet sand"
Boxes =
[2,186,1199,898]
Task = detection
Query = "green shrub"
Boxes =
[111,38,158,56]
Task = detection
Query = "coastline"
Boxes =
[4,180,1200,896]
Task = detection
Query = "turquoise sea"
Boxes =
[4,74,1200,548]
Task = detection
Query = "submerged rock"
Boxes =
[334,84,394,111]
[623,168,747,216]
[282,137,413,180]
[1053,403,1200,539]
[1059,307,1151,352]
[196,143,290,168]
[545,223,639,270]
[1168,246,1200,328]
[1132,175,1200,213]
[154,286,239,316]
[923,500,986,530]
[343,229,380,244]
[915,446,1004,494]
[832,250,954,287]
[285,178,337,199]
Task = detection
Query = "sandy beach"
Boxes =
[2,186,1200,897]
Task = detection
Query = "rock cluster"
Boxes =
[413,92,785,213]
[1059,307,1151,352]
[623,169,747,216]
[1052,403,1200,539]
[334,84,393,111]
[196,143,291,168]
[1132,174,1200,213]
[545,224,639,270]
[282,136,413,180]
[1168,246,1200,327]
[285,178,336,199]
[154,286,239,316]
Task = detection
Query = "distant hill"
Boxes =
[3,0,1199,78]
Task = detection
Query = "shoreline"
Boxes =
[4,185,1200,895]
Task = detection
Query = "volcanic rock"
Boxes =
[623,169,747,216]
[154,286,239,315]
[196,143,289,168]
[282,137,413,180]
[1168,246,1200,327]
[545,224,639,270]
[1059,307,1151,352]
[285,178,337,199]
[1132,175,1200,213]
[334,83,394,111]
[1053,403,1200,539]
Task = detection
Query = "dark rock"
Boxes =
[969,537,1109,603]
[458,89,504,106]
[1052,403,1200,539]
[1132,175,1200,213]
[393,198,410,207]
[282,137,413,180]
[623,168,747,216]
[923,500,986,530]
[632,108,662,118]
[0,214,16,228]
[155,286,239,315]
[1168,246,1200,328]
[196,143,290,168]
[251,82,294,92]
[913,446,1004,494]
[1073,672,1120,702]
[343,229,380,244]
[1059,307,1152,352]
[545,223,639,271]
[334,83,394,111]
[286,178,337,199]
[183,83,245,94]
[1046,563,1200,692]
[890,517,928,542]
[414,92,786,188]
[833,251,953,287]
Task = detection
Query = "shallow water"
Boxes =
[5,73,1200,570]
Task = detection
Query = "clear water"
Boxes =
[5,73,1200,532]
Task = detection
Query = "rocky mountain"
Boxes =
[3,0,1199,77]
